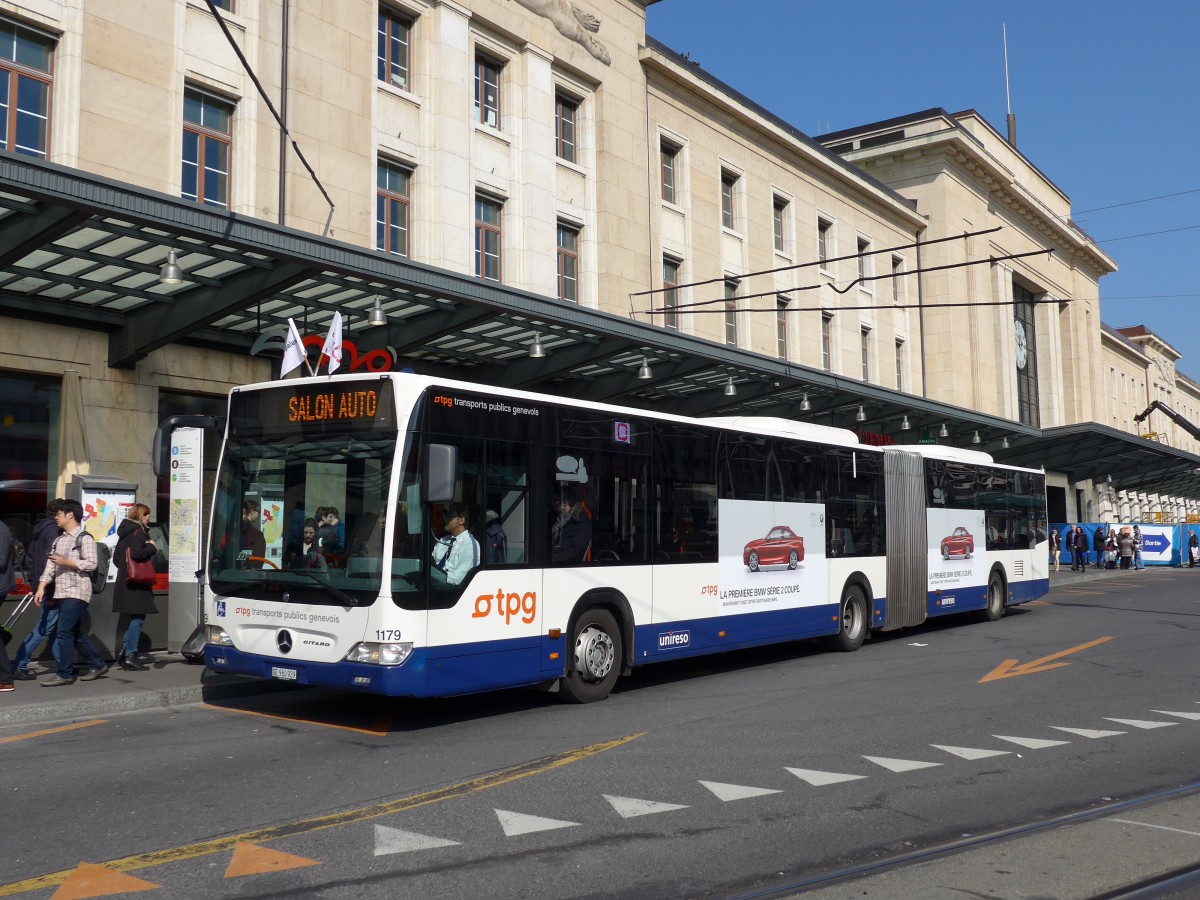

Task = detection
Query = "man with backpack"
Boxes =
[33,498,108,686]
[11,499,62,680]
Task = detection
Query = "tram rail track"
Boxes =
[726,780,1200,900]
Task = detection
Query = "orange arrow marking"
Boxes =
[51,862,158,899]
[225,842,320,878]
[980,636,1114,683]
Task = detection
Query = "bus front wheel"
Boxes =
[560,608,622,704]
[826,585,867,652]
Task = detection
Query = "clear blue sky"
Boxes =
[647,0,1200,383]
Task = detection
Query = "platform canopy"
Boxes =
[1,151,1197,498]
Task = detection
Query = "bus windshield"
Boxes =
[209,381,398,606]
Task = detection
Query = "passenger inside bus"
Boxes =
[551,488,592,563]
[284,518,326,570]
[238,499,266,567]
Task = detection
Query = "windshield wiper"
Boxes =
[285,569,361,607]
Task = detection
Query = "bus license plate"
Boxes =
[270,666,298,681]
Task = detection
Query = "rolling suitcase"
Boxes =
[1,593,34,646]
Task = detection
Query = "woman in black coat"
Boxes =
[113,503,158,670]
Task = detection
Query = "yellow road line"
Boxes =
[0,732,642,896]
[0,719,106,745]
[203,702,394,737]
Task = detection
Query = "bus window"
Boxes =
[653,423,717,563]
[826,449,885,557]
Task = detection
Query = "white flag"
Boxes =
[321,311,344,374]
[280,318,307,377]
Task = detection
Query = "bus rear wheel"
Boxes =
[560,608,622,704]
[977,571,1006,622]
[826,585,867,652]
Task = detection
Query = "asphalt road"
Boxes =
[4,569,1200,899]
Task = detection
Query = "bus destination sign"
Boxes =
[288,388,378,423]
[230,380,395,436]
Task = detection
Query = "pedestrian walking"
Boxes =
[11,500,62,680]
[0,516,16,692]
[33,498,109,687]
[1072,525,1089,571]
[1190,530,1199,568]
[1132,525,1144,570]
[1093,525,1106,569]
[1050,526,1062,573]
[113,503,158,670]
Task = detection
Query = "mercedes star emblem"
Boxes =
[277,629,293,654]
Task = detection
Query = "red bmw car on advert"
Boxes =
[743,526,805,572]
[940,526,974,559]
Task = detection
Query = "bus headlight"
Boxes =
[206,625,233,646]
[345,642,413,667]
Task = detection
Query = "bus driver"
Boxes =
[431,504,479,586]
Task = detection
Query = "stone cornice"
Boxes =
[855,130,1114,279]
[638,44,926,230]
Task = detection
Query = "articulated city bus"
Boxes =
[202,372,1048,702]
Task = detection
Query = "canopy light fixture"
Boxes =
[723,377,737,397]
[637,357,653,380]
[159,249,183,285]
[368,297,386,327]
[529,333,547,359]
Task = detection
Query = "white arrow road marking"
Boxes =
[603,795,689,818]
[373,825,460,856]
[1103,718,1177,730]
[1050,726,1127,739]
[699,781,783,802]
[863,756,942,773]
[495,809,580,837]
[785,767,867,786]
[1151,710,1200,721]
[930,744,1012,760]
[993,735,1071,749]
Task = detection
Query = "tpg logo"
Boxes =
[473,589,537,625]
[657,630,691,650]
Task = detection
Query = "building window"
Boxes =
[555,93,578,163]
[557,222,579,303]
[773,197,787,253]
[817,218,832,267]
[821,313,833,371]
[724,280,738,347]
[377,9,411,90]
[182,88,233,210]
[376,160,410,257]
[776,295,789,360]
[720,171,737,230]
[662,257,680,331]
[210,0,233,10]
[660,141,679,204]
[474,195,502,281]
[895,338,905,391]
[860,326,871,381]
[891,256,904,304]
[0,20,53,158]
[475,55,501,128]
[856,237,872,285]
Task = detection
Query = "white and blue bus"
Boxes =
[203,372,1048,702]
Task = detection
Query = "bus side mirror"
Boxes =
[425,444,458,503]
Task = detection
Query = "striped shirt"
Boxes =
[40,526,98,603]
